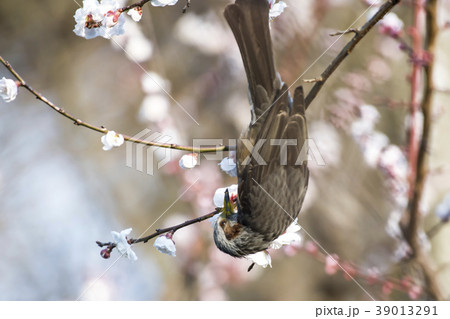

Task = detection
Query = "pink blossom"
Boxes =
[342,262,357,281]
[408,285,422,300]
[304,241,319,255]
[382,281,394,296]
[324,254,340,275]
[379,13,404,37]
[366,267,380,285]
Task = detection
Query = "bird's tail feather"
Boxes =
[224,0,277,113]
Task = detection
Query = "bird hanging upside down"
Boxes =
[213,0,309,257]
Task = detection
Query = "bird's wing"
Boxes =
[225,0,309,240]
[237,86,309,241]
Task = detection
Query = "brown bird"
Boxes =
[213,0,309,257]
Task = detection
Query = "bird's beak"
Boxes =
[223,189,233,218]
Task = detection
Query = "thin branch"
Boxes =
[405,0,424,200]
[329,28,360,37]
[182,0,191,14]
[0,56,229,153]
[305,0,401,108]
[96,208,221,248]
[135,208,220,244]
[303,77,323,83]
[119,0,152,12]
[120,0,190,14]
[403,0,443,300]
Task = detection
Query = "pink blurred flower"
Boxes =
[342,262,357,281]
[379,13,404,37]
[382,281,394,296]
[366,267,380,285]
[408,285,422,300]
[304,241,319,255]
[324,254,340,275]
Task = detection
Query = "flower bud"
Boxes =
[100,248,111,259]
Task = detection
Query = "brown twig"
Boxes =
[305,0,402,108]
[96,208,221,248]
[402,0,443,300]
[119,0,152,12]
[182,0,191,13]
[134,208,220,244]
[303,77,323,83]
[329,28,360,36]
[0,56,229,154]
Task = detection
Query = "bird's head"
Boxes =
[213,189,244,257]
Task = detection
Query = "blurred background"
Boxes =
[0,0,450,300]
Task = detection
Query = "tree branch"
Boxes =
[96,208,221,249]
[0,56,229,154]
[305,0,401,108]
[403,0,443,300]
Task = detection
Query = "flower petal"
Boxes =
[246,251,272,268]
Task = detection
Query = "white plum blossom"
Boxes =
[361,132,389,167]
[103,10,121,28]
[139,95,170,122]
[151,0,178,7]
[379,12,404,37]
[101,130,124,151]
[268,0,287,20]
[219,156,237,177]
[309,121,342,166]
[246,250,272,268]
[379,145,408,183]
[368,8,404,37]
[270,218,302,249]
[213,184,238,208]
[141,72,171,94]
[175,13,231,55]
[73,0,125,39]
[435,194,450,221]
[111,228,138,261]
[364,0,382,6]
[154,234,176,256]
[359,104,380,123]
[122,32,153,61]
[324,255,340,275]
[138,72,172,122]
[351,104,380,139]
[179,153,198,169]
[127,7,143,22]
[0,77,18,103]
[112,18,153,62]
[73,0,104,39]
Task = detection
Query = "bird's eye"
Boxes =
[219,220,226,228]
